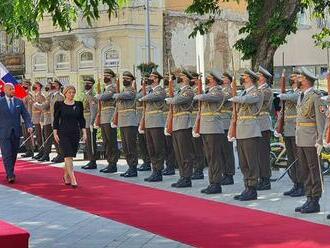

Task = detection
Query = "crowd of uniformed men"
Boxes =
[19,65,329,216]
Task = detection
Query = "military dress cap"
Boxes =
[258,66,272,79]
[53,79,63,86]
[34,81,43,88]
[190,71,200,78]
[300,67,317,82]
[85,77,95,84]
[104,68,116,77]
[150,70,163,79]
[292,67,302,75]
[123,71,135,80]
[208,69,223,84]
[222,72,233,82]
[243,68,258,81]
[179,68,193,80]
[22,79,32,86]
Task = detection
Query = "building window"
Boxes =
[79,51,94,68]
[33,53,47,71]
[34,77,47,85]
[55,52,70,70]
[57,76,70,86]
[104,49,120,68]
[0,32,7,54]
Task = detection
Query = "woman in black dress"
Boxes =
[53,85,87,188]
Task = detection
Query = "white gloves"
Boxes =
[138,125,145,134]
[227,136,236,142]
[164,128,171,136]
[274,130,282,138]
[192,130,200,138]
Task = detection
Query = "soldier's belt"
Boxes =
[173,111,191,117]
[102,106,115,110]
[192,111,198,114]
[84,112,91,115]
[32,110,41,113]
[118,109,135,113]
[146,110,163,115]
[43,111,51,114]
[201,112,220,116]
[285,115,297,119]
[220,110,232,113]
[259,111,270,116]
[238,115,257,120]
[297,122,316,127]
[136,107,144,110]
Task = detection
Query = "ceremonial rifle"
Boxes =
[228,56,237,140]
[326,71,330,143]
[94,78,102,128]
[276,70,286,135]
[111,66,120,128]
[193,73,202,137]
[166,60,174,135]
[139,73,147,133]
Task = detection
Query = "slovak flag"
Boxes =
[0,62,27,98]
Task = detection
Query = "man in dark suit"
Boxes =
[0,83,33,183]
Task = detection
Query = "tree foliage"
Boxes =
[0,0,128,41]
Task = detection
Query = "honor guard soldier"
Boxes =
[94,69,120,173]
[162,73,176,175]
[220,72,235,185]
[113,71,139,177]
[50,80,65,163]
[294,67,325,214]
[193,70,226,194]
[165,69,195,188]
[31,82,46,157]
[275,69,305,197]
[229,69,262,201]
[190,71,206,180]
[21,80,34,158]
[256,66,274,191]
[33,81,53,162]
[139,70,166,182]
[136,73,152,172]
[81,78,98,170]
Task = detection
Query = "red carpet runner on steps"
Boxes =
[1,159,330,248]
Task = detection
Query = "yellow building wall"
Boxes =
[165,0,247,12]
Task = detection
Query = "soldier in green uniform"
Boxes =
[139,70,166,182]
[294,67,325,214]
[113,71,139,177]
[229,69,262,201]
[193,70,225,194]
[165,69,195,188]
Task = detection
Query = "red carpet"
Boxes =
[1,160,330,248]
[0,220,29,248]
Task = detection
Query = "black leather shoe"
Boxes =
[201,184,222,194]
[256,178,271,191]
[290,185,305,197]
[300,198,320,214]
[283,184,298,196]
[234,189,248,200]
[137,163,151,171]
[82,161,97,170]
[7,176,15,184]
[171,177,192,188]
[100,165,117,173]
[52,155,64,163]
[32,152,43,160]
[327,214,330,220]
[221,175,234,185]
[239,187,257,201]
[144,171,162,182]
[38,155,50,162]
[21,151,34,158]
[191,169,204,180]
[162,167,175,176]
[295,197,312,212]
[120,168,137,177]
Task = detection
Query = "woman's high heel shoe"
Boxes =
[63,176,71,185]
[71,183,78,189]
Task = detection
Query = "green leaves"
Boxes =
[0,0,128,41]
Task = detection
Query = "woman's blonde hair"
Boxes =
[63,85,76,96]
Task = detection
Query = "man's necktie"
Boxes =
[300,92,304,101]
[242,90,247,96]
[10,98,15,114]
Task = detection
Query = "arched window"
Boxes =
[79,51,94,68]
[104,49,120,68]
[55,52,69,70]
[33,53,47,71]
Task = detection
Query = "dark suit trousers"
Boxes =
[86,128,97,162]
[258,130,271,179]
[192,136,205,171]
[223,130,235,176]
[145,127,165,171]
[120,127,138,168]
[202,134,225,184]
[165,135,176,169]
[297,146,322,198]
[138,133,151,164]
[172,128,194,178]
[0,130,20,178]
[101,123,120,165]
[22,123,33,152]
[35,123,43,149]
[42,124,53,155]
[284,136,304,185]
[237,137,260,188]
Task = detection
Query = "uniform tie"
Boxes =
[9,98,15,114]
